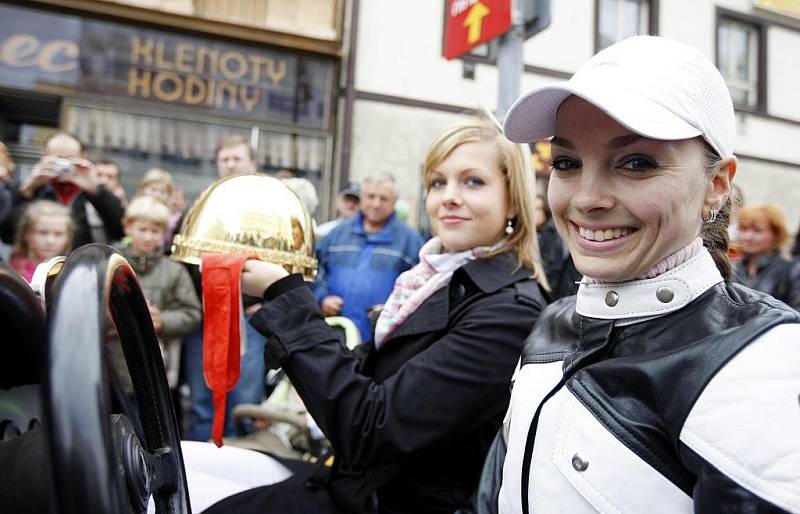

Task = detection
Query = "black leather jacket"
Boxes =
[733,251,800,311]
[491,251,800,513]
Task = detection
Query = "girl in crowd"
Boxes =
[9,200,72,282]
[195,117,549,514]
[491,36,800,513]
[733,204,800,311]
[137,167,173,205]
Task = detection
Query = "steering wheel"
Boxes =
[43,245,190,514]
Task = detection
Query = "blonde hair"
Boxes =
[423,115,549,290]
[124,195,170,229]
[137,168,174,197]
[14,200,73,257]
[737,204,790,251]
[0,141,15,178]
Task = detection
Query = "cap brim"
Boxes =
[504,82,703,144]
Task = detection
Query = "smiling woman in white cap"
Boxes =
[487,36,800,513]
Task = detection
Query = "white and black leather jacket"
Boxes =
[495,249,800,513]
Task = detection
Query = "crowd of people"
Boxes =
[1,34,799,514]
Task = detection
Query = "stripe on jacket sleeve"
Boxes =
[680,323,800,513]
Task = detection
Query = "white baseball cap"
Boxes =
[504,36,735,157]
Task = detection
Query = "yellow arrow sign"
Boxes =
[463,1,490,44]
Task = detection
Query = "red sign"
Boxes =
[443,0,512,60]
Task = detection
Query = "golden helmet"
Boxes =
[171,174,317,280]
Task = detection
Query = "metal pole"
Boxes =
[496,0,523,119]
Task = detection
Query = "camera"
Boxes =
[51,158,75,175]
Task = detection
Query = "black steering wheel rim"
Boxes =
[44,244,190,514]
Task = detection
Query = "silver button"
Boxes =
[571,453,589,472]
[656,287,674,303]
[605,291,619,307]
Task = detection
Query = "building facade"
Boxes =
[346,0,800,235]
[0,0,343,216]
[3,0,799,235]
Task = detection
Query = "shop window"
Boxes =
[596,0,656,52]
[62,104,328,206]
[717,16,763,110]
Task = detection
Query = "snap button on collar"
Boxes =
[572,453,589,472]
[605,291,619,307]
[656,286,674,303]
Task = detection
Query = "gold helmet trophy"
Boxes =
[171,174,317,280]
[171,173,317,447]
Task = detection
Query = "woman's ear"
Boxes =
[505,191,517,220]
[705,155,737,210]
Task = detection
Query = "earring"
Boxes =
[704,208,719,224]
[505,218,514,235]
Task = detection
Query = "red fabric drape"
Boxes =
[201,253,254,447]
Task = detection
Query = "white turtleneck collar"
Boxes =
[575,248,723,324]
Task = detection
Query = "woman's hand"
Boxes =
[241,260,289,298]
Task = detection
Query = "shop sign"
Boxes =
[443,0,512,60]
[0,3,333,128]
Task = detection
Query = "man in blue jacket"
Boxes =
[314,173,423,342]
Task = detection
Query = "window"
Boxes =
[61,103,329,204]
[596,0,656,52]
[717,17,762,109]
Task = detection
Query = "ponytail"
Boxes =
[700,145,736,281]
[701,196,733,280]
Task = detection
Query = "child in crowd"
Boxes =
[137,167,174,205]
[118,195,201,389]
[9,200,72,282]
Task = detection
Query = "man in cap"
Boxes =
[315,182,361,239]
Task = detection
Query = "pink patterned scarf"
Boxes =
[374,237,495,349]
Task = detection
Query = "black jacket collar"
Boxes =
[460,252,533,294]
[383,252,533,341]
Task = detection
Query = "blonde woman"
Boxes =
[184,118,549,514]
